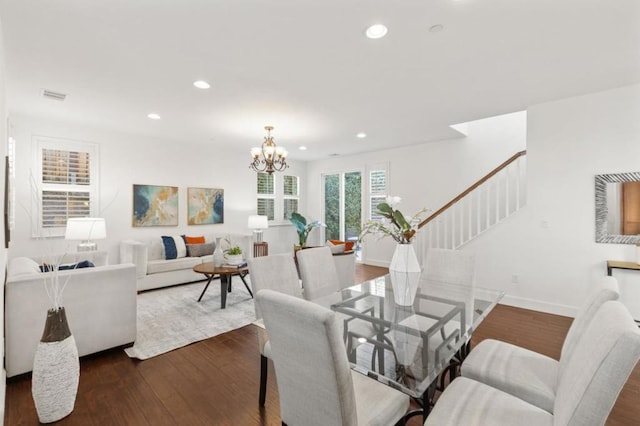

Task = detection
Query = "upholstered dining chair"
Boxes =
[296,247,380,365]
[460,276,619,413]
[256,289,410,426]
[247,254,303,406]
[296,246,342,300]
[424,300,640,425]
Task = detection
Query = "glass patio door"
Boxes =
[322,171,362,245]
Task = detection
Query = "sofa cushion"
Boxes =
[185,235,206,244]
[161,236,187,260]
[147,256,201,275]
[187,242,215,257]
[8,257,41,277]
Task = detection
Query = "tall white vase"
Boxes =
[32,307,80,423]
[213,237,224,267]
[389,243,421,306]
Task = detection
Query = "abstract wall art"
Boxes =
[187,187,224,225]
[132,184,179,227]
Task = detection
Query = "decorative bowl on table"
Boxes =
[225,254,244,266]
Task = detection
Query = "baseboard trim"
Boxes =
[500,295,578,318]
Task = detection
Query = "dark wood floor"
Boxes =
[5,264,639,425]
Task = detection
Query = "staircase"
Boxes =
[415,150,527,256]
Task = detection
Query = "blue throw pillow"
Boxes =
[162,235,178,260]
[40,260,95,272]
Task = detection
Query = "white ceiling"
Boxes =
[1,0,639,161]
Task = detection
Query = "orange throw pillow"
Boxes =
[185,235,206,244]
[330,239,355,251]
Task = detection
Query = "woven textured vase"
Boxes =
[32,307,80,423]
[389,243,421,306]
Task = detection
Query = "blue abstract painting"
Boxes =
[187,187,224,225]
[133,184,179,227]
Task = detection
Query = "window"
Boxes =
[322,171,362,241]
[256,173,301,222]
[34,137,99,237]
[369,168,387,220]
[283,175,299,220]
[257,172,275,220]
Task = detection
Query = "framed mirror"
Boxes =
[595,172,640,244]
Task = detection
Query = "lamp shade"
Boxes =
[65,218,107,240]
[248,215,269,230]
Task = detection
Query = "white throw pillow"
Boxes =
[8,257,41,277]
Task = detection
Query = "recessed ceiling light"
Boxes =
[429,24,444,33]
[365,24,388,39]
[299,146,307,151]
[193,80,210,89]
[147,113,161,120]
[356,132,367,138]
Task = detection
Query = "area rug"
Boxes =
[124,279,256,360]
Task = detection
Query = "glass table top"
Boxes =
[312,275,505,397]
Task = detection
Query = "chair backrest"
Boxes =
[558,276,619,373]
[256,289,358,426]
[423,248,476,286]
[247,254,302,319]
[423,248,476,328]
[297,247,341,300]
[553,300,640,426]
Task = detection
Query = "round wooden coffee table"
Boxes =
[192,262,252,309]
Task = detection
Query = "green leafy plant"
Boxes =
[289,212,325,247]
[359,196,429,244]
[225,245,242,255]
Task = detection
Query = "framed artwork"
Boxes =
[132,184,179,227]
[188,187,224,225]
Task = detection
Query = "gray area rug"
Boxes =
[125,279,256,360]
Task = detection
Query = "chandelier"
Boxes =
[250,126,289,174]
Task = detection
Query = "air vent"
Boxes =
[41,89,67,101]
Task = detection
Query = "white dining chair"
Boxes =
[247,254,303,406]
[460,276,619,413]
[296,247,381,365]
[296,246,342,300]
[256,289,410,426]
[425,299,640,425]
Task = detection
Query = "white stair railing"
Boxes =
[415,151,527,259]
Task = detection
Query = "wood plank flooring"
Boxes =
[5,264,639,425]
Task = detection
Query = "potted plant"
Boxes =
[359,196,429,306]
[224,245,244,266]
[289,212,325,249]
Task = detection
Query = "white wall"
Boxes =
[305,111,527,266]
[466,84,640,317]
[0,13,8,422]
[306,85,640,319]
[9,115,306,262]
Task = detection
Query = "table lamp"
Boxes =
[65,217,107,251]
[248,215,268,243]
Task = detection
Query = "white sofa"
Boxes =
[5,253,137,377]
[120,233,252,292]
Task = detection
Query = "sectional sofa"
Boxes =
[120,233,252,291]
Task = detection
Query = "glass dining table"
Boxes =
[311,274,505,419]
